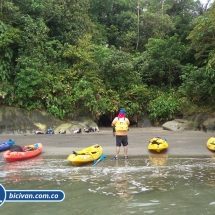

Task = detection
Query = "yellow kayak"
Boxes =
[206,137,215,151]
[148,137,168,152]
[67,144,103,166]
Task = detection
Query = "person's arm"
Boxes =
[111,118,116,136]
[126,118,130,126]
[111,118,116,127]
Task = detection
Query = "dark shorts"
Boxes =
[116,135,128,147]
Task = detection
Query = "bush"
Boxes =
[147,92,180,124]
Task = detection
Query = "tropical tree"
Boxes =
[179,64,215,104]
[138,11,174,51]
[166,0,204,43]
[0,21,21,83]
[135,34,187,87]
[187,2,215,67]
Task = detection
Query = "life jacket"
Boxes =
[10,145,24,152]
[115,118,128,131]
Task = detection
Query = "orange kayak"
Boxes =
[3,143,43,162]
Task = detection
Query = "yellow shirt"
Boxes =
[112,117,130,136]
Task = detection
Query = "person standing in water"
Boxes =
[111,109,130,160]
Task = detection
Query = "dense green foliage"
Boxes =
[0,0,214,124]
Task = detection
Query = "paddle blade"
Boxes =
[100,154,107,161]
[92,154,107,166]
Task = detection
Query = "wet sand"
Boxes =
[0,127,214,157]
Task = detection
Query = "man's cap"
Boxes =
[119,109,126,114]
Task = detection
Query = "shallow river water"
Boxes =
[1,154,215,215]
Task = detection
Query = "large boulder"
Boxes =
[162,113,215,133]
[202,117,215,133]
[162,119,192,131]
[0,106,63,134]
[0,106,99,134]
[185,113,209,131]
[54,117,98,134]
[137,113,152,127]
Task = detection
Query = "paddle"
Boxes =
[93,154,107,166]
[113,126,116,137]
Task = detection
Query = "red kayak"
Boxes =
[3,143,43,162]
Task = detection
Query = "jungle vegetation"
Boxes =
[0,0,215,124]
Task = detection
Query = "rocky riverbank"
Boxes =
[0,106,215,134]
[0,106,98,134]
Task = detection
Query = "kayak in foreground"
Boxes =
[67,144,103,166]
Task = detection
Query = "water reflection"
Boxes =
[149,153,168,166]
[2,156,43,183]
[111,160,133,200]
[204,155,215,189]
[3,156,43,171]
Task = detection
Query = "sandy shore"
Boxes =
[0,127,214,157]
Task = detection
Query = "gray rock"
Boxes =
[137,113,152,127]
[0,106,99,134]
[162,114,215,133]
[0,106,61,134]
[202,117,215,133]
[55,117,98,134]
[162,119,192,131]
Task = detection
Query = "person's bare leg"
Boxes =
[124,146,128,157]
[115,146,120,157]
